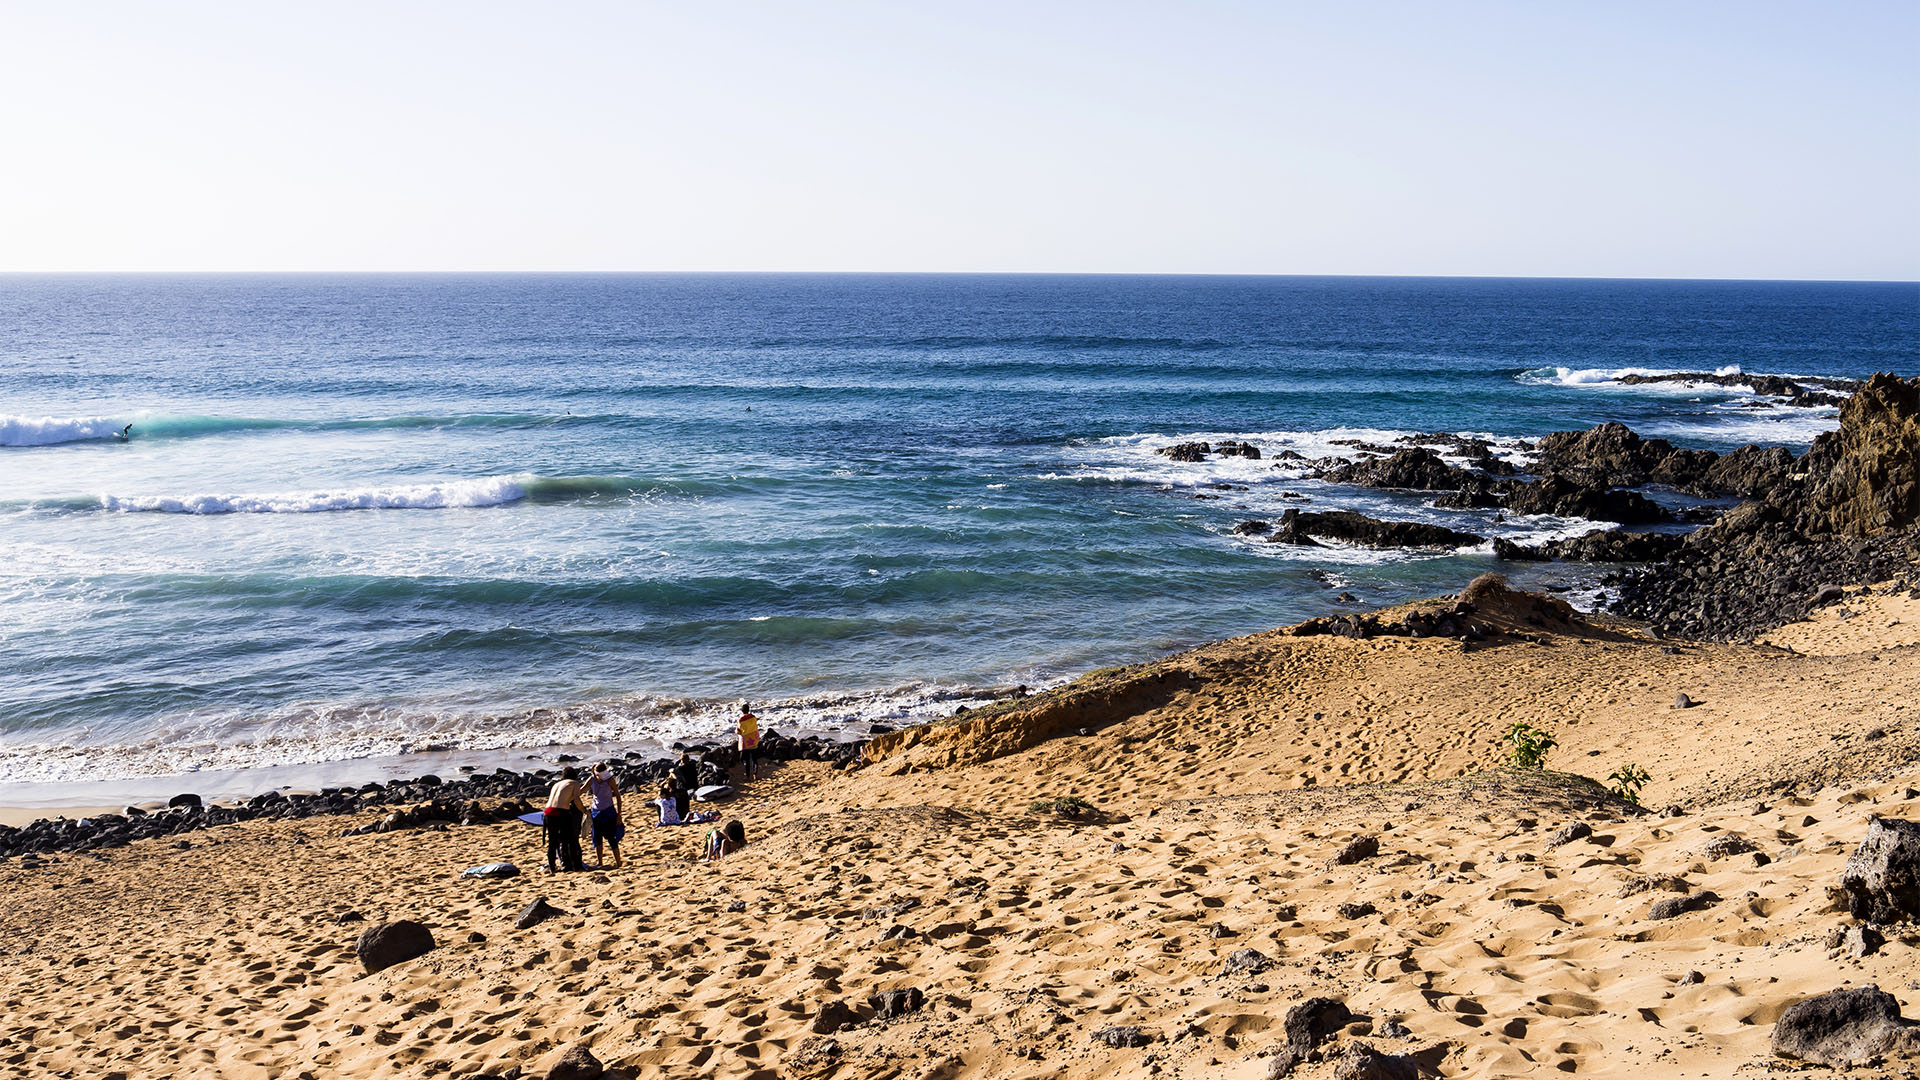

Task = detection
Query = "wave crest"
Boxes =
[100,476,533,514]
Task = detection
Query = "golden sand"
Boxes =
[3,586,1917,1079]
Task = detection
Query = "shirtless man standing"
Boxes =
[543,766,589,872]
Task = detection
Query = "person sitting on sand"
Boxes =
[543,766,589,872]
[703,818,747,861]
[736,703,761,781]
[654,791,717,827]
[660,775,691,821]
[585,762,625,869]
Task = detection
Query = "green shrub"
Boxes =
[1505,721,1557,770]
[1607,764,1651,804]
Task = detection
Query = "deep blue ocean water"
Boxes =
[2,274,1914,794]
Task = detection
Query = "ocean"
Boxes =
[2,274,1914,803]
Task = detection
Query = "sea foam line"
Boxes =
[98,475,533,515]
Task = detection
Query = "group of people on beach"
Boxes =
[539,702,762,872]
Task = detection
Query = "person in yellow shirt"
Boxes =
[736,702,761,781]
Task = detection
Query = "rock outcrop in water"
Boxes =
[1609,373,1920,640]
[1264,509,1486,550]
[1611,370,1861,407]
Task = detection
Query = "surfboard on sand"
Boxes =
[694,784,734,802]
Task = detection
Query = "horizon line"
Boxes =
[1,269,1916,286]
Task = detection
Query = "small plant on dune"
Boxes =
[1505,721,1558,770]
[1607,764,1652,804]
[1028,795,1094,818]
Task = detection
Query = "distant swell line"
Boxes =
[0,410,606,447]
[76,474,664,515]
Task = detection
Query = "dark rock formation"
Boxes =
[1842,817,1920,925]
[1331,1041,1426,1080]
[1502,474,1671,524]
[1772,985,1920,1067]
[356,920,436,974]
[1330,835,1379,865]
[1219,948,1273,976]
[1267,509,1486,549]
[1608,373,1920,640]
[515,897,566,930]
[811,999,860,1034]
[1494,529,1685,564]
[867,987,926,1019]
[547,1043,604,1080]
[1317,448,1487,491]
[1614,370,1860,407]
[1158,442,1211,462]
[1093,1025,1153,1048]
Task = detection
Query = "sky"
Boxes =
[1,1,1915,278]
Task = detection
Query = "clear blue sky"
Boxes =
[2,1,1914,277]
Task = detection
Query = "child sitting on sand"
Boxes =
[654,791,717,827]
[703,818,747,861]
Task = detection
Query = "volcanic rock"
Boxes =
[355,920,436,974]
[1841,817,1920,925]
[1772,985,1920,1067]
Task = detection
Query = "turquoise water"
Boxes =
[1,274,1913,787]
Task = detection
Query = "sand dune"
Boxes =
[3,585,1917,1079]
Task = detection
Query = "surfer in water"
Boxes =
[116,424,132,441]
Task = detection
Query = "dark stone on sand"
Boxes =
[867,987,926,1019]
[1842,817,1920,925]
[1331,835,1379,865]
[1772,985,1920,1067]
[1219,948,1273,976]
[168,793,202,810]
[467,931,487,944]
[1648,892,1720,920]
[1545,822,1592,849]
[1330,1041,1425,1080]
[355,919,436,974]
[1093,1025,1153,1048]
[812,999,860,1034]
[515,897,565,930]
[547,1042,604,1080]
[336,911,365,924]
[1673,693,1695,709]
[1337,901,1377,919]
[1826,925,1884,958]
[1699,835,1755,860]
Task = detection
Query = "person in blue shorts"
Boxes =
[585,762,625,869]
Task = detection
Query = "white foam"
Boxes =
[0,682,1022,785]
[1516,364,1811,399]
[1637,402,1841,447]
[98,475,532,514]
[0,413,131,446]
[1048,427,1534,488]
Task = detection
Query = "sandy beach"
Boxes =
[5,577,1917,1079]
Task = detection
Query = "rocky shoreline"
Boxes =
[0,729,866,862]
[1211,371,1918,639]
